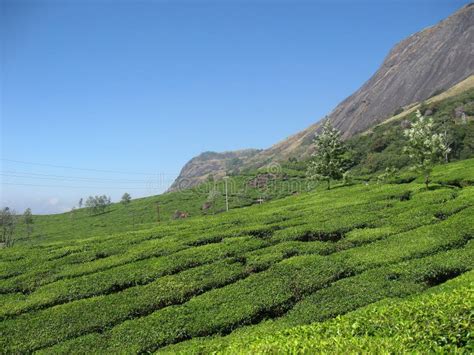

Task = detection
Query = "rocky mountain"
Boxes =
[169,3,474,191]
[168,149,260,191]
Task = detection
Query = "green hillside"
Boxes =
[13,166,311,246]
[166,270,473,353]
[1,158,473,353]
[13,87,474,247]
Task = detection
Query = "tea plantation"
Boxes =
[1,159,473,353]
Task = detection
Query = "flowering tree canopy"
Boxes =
[404,110,450,189]
[307,120,348,189]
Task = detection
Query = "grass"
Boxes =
[11,85,474,248]
[12,166,311,246]
[1,158,473,353]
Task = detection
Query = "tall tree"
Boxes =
[0,207,17,247]
[307,120,349,190]
[85,196,96,215]
[121,193,131,205]
[404,110,451,189]
[85,195,112,215]
[23,208,34,237]
[78,198,83,209]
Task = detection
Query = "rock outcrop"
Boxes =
[170,3,474,190]
[168,149,260,191]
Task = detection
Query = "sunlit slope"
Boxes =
[16,167,310,246]
[20,86,474,247]
[165,270,473,353]
[1,159,473,353]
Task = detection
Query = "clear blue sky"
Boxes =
[1,0,470,214]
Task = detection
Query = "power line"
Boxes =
[0,171,169,183]
[1,158,178,176]
[1,182,166,190]
[0,173,154,184]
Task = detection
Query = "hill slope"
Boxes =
[15,83,474,246]
[163,270,474,353]
[170,3,474,190]
[1,159,473,353]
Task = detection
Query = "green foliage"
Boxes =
[2,87,473,354]
[376,167,398,184]
[1,159,473,353]
[23,208,34,238]
[85,195,112,215]
[213,270,474,354]
[404,110,451,188]
[0,207,17,247]
[348,88,474,175]
[307,120,349,189]
[120,192,131,205]
[161,244,474,353]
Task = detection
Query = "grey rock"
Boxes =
[170,4,474,190]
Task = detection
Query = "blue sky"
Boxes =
[1,0,470,214]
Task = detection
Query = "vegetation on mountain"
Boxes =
[348,87,474,175]
[170,3,474,190]
[166,270,473,354]
[1,158,473,352]
[120,193,132,206]
[2,4,473,353]
[0,207,17,247]
[84,195,112,215]
[403,110,451,189]
[23,208,34,238]
[306,120,349,189]
[2,87,471,250]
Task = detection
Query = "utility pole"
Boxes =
[443,116,450,163]
[224,176,229,212]
[155,202,160,222]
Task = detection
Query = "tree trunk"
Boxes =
[425,174,430,190]
[327,179,331,190]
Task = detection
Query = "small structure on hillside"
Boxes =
[248,173,277,189]
[201,202,212,211]
[173,210,189,219]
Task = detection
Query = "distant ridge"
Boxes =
[167,149,260,191]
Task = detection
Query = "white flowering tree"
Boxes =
[307,120,348,190]
[404,110,451,189]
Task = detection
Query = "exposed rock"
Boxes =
[454,106,465,118]
[401,120,412,129]
[168,149,260,192]
[170,4,474,190]
[242,3,474,165]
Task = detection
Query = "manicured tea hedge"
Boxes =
[1,159,473,353]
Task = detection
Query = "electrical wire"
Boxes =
[1,158,178,176]
[1,182,167,190]
[0,171,167,184]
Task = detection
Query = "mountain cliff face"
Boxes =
[168,149,260,191]
[169,3,474,191]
